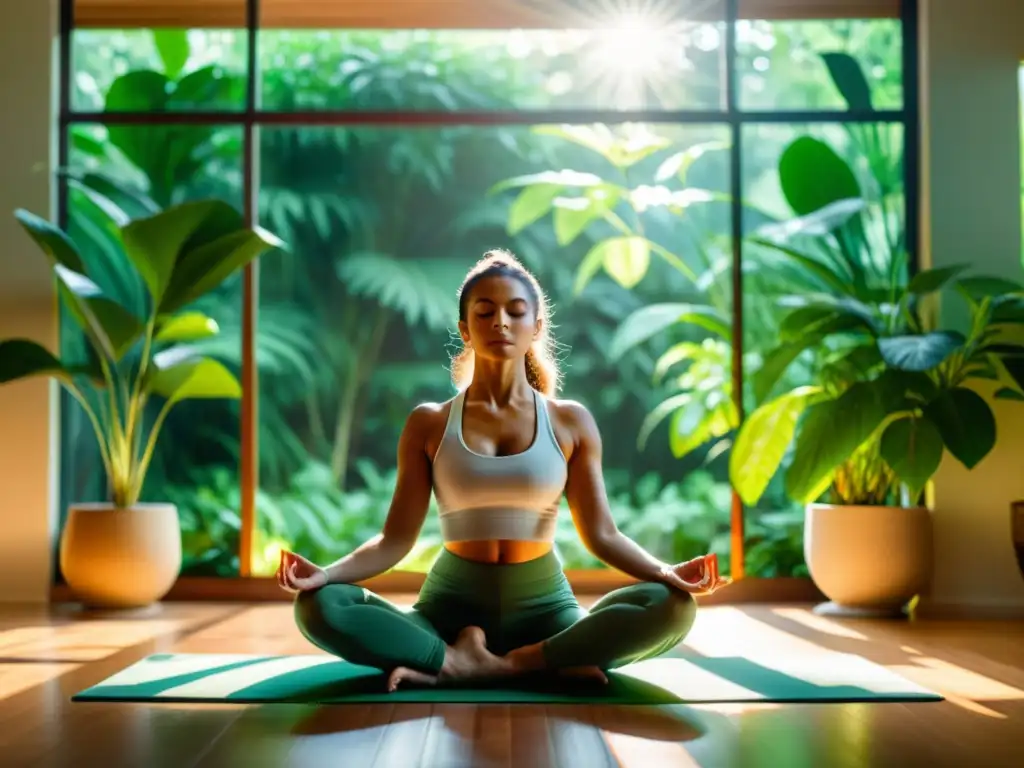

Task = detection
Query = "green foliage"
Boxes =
[732,273,1024,508]
[1,197,283,508]
[61,26,908,579]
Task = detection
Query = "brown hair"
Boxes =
[451,249,560,397]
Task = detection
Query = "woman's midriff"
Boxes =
[444,539,552,564]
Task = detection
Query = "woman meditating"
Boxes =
[277,250,729,691]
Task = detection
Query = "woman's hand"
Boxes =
[277,550,329,593]
[660,553,730,596]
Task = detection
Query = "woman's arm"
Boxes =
[560,401,678,585]
[321,404,437,585]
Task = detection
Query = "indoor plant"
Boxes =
[0,198,283,608]
[730,266,1024,616]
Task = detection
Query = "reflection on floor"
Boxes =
[0,599,1022,767]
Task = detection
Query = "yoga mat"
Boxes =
[72,650,942,705]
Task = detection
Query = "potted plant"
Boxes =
[730,265,1024,616]
[0,197,283,608]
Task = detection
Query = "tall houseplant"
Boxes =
[731,265,1024,615]
[0,199,283,607]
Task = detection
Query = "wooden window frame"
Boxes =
[54,0,916,602]
[75,1,901,29]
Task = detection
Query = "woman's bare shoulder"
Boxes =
[406,398,457,456]
[546,397,600,458]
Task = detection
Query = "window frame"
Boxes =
[55,0,920,593]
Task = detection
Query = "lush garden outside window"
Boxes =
[56,0,916,586]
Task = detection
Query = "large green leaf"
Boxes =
[552,187,621,246]
[0,339,70,384]
[121,199,284,315]
[120,200,237,309]
[149,353,242,404]
[821,52,873,110]
[731,386,821,506]
[603,236,650,289]
[785,379,891,503]
[778,136,861,217]
[609,303,729,361]
[152,29,189,80]
[879,416,944,501]
[668,390,736,459]
[54,265,143,362]
[104,67,241,205]
[747,238,852,295]
[14,208,87,274]
[155,312,220,343]
[955,275,1024,301]
[878,331,965,371]
[508,184,560,234]
[162,227,283,313]
[923,387,996,469]
[907,264,969,295]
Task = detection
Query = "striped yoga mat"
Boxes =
[73,649,943,705]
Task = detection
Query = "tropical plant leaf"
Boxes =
[149,355,242,404]
[878,331,965,371]
[778,136,861,217]
[599,236,650,289]
[923,387,996,469]
[907,264,968,295]
[0,339,72,384]
[336,252,463,331]
[508,184,561,234]
[747,237,852,295]
[955,275,1024,301]
[152,29,190,80]
[755,198,866,241]
[609,303,729,361]
[552,186,620,246]
[52,265,143,362]
[879,416,944,501]
[155,312,220,343]
[821,52,873,110]
[14,208,87,274]
[785,379,891,503]
[731,386,822,506]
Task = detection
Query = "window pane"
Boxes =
[254,123,734,578]
[740,121,906,578]
[72,27,247,112]
[737,19,902,110]
[258,16,726,112]
[59,123,245,579]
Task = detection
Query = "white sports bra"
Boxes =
[430,388,568,543]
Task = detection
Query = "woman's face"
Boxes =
[459,275,540,362]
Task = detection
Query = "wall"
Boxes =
[0,0,59,603]
[919,0,1024,616]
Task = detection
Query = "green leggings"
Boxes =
[294,549,697,675]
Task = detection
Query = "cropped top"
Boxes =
[431,388,568,543]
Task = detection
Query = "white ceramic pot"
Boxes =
[60,502,181,609]
[804,503,933,617]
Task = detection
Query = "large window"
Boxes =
[57,0,916,584]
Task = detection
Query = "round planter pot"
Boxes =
[804,503,933,618]
[60,502,181,609]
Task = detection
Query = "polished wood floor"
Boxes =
[0,598,1022,767]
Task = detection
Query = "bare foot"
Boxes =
[558,665,608,685]
[387,665,437,691]
[387,627,512,692]
[438,626,513,682]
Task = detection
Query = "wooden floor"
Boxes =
[1,598,1022,767]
